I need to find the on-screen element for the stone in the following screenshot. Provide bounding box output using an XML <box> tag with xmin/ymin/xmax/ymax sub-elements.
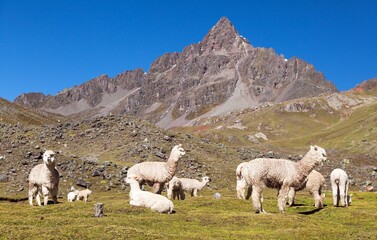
<box><xmin>94</xmin><ymin>203</ymin><xmax>105</xmax><ymax>217</ymax></box>
<box><xmin>213</xmin><ymin>192</ymin><xmax>222</xmax><ymax>199</ymax></box>
<box><xmin>76</xmin><ymin>179</ymin><xmax>91</xmax><ymax>188</ymax></box>
<box><xmin>0</xmin><ymin>174</ymin><xmax>9</xmax><ymax>182</ymax></box>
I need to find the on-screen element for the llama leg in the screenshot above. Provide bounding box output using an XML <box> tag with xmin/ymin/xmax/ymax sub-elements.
<box><xmin>251</xmin><ymin>186</ymin><xmax>264</xmax><ymax>213</ymax></box>
<box><xmin>287</xmin><ymin>188</ymin><xmax>296</xmax><ymax>206</ymax></box>
<box><xmin>28</xmin><ymin>185</ymin><xmax>38</xmax><ymax>206</ymax></box>
<box><xmin>278</xmin><ymin>186</ymin><xmax>289</xmax><ymax>213</ymax></box>
<box><xmin>245</xmin><ymin>185</ymin><xmax>252</xmax><ymax>200</ymax></box>
<box><xmin>332</xmin><ymin>183</ymin><xmax>339</xmax><ymax>207</ymax></box>
<box><xmin>339</xmin><ymin>183</ymin><xmax>346</xmax><ymax>207</ymax></box>
<box><xmin>167</xmin><ymin>188</ymin><xmax>173</xmax><ymax>200</ymax></box>
<box><xmin>309</xmin><ymin>188</ymin><xmax>323</xmax><ymax>209</ymax></box>
<box><xmin>50</xmin><ymin>186</ymin><xmax>58</xmax><ymax>204</ymax></box>
<box><xmin>180</xmin><ymin>190</ymin><xmax>186</xmax><ymax>200</ymax></box>
<box><xmin>236</xmin><ymin>179</ymin><xmax>246</xmax><ymax>199</ymax></box>
<box><xmin>41</xmin><ymin>186</ymin><xmax>49</xmax><ymax>206</ymax></box>
<box><xmin>193</xmin><ymin>189</ymin><xmax>198</xmax><ymax>197</ymax></box>
<box><xmin>345</xmin><ymin>182</ymin><xmax>350</xmax><ymax>207</ymax></box>
<box><xmin>152</xmin><ymin>183</ymin><xmax>163</xmax><ymax>194</ymax></box>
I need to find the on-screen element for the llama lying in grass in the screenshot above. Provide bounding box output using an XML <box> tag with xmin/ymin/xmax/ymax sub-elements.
<box><xmin>287</xmin><ymin>170</ymin><xmax>325</xmax><ymax>209</ymax></box>
<box><xmin>167</xmin><ymin>176</ymin><xmax>185</xmax><ymax>200</ymax></box>
<box><xmin>28</xmin><ymin>150</ymin><xmax>60</xmax><ymax>206</ymax></box>
<box><xmin>126</xmin><ymin>175</ymin><xmax>174</xmax><ymax>214</ymax></box>
<box><xmin>330</xmin><ymin>168</ymin><xmax>352</xmax><ymax>207</ymax></box>
<box><xmin>243</xmin><ymin>145</ymin><xmax>327</xmax><ymax>213</ymax></box>
<box><xmin>236</xmin><ymin>162</ymin><xmax>252</xmax><ymax>200</ymax></box>
<box><xmin>179</xmin><ymin>176</ymin><xmax>211</xmax><ymax>197</ymax></box>
<box><xmin>126</xmin><ymin>144</ymin><xmax>185</xmax><ymax>194</ymax></box>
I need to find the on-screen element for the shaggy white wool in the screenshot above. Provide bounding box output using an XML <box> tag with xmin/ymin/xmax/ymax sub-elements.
<box><xmin>179</xmin><ymin>176</ymin><xmax>211</xmax><ymax>197</ymax></box>
<box><xmin>287</xmin><ymin>170</ymin><xmax>325</xmax><ymax>209</ymax></box>
<box><xmin>126</xmin><ymin>175</ymin><xmax>174</xmax><ymax>214</ymax></box>
<box><xmin>126</xmin><ymin>144</ymin><xmax>185</xmax><ymax>194</ymax></box>
<box><xmin>244</xmin><ymin>145</ymin><xmax>327</xmax><ymax>213</ymax></box>
<box><xmin>28</xmin><ymin>150</ymin><xmax>60</xmax><ymax>206</ymax></box>
<box><xmin>330</xmin><ymin>168</ymin><xmax>352</xmax><ymax>207</ymax></box>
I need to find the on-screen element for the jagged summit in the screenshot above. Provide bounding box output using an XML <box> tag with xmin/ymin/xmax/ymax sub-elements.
<box><xmin>200</xmin><ymin>17</ymin><xmax>249</xmax><ymax>53</ymax></box>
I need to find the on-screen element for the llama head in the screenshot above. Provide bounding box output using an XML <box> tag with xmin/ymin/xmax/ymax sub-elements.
<box><xmin>170</xmin><ymin>144</ymin><xmax>185</xmax><ymax>161</ymax></box>
<box><xmin>43</xmin><ymin>150</ymin><xmax>56</xmax><ymax>166</ymax></box>
<box><xmin>202</xmin><ymin>176</ymin><xmax>211</xmax><ymax>184</ymax></box>
<box><xmin>125</xmin><ymin>174</ymin><xmax>139</xmax><ymax>185</ymax></box>
<box><xmin>315</xmin><ymin>193</ymin><xmax>325</xmax><ymax>209</ymax></box>
<box><xmin>309</xmin><ymin>145</ymin><xmax>327</xmax><ymax>163</ymax></box>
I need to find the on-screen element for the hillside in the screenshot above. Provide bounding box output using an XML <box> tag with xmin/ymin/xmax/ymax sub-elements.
<box><xmin>0</xmin><ymin>97</ymin><xmax>61</xmax><ymax>126</ymax></box>
<box><xmin>2</xmin><ymin>89</ymin><xmax>377</xmax><ymax>199</ymax></box>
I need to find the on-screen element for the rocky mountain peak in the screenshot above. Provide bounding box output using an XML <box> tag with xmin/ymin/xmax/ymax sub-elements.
<box><xmin>200</xmin><ymin>16</ymin><xmax>249</xmax><ymax>53</ymax></box>
<box><xmin>354</xmin><ymin>78</ymin><xmax>377</xmax><ymax>92</ymax></box>
<box><xmin>14</xmin><ymin>16</ymin><xmax>338</xmax><ymax>128</ymax></box>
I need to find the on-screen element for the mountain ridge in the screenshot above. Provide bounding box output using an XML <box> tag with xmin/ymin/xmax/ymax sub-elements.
<box><xmin>14</xmin><ymin>17</ymin><xmax>338</xmax><ymax>128</ymax></box>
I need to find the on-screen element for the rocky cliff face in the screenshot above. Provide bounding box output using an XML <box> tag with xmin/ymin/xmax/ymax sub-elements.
<box><xmin>14</xmin><ymin>17</ymin><xmax>337</xmax><ymax>128</ymax></box>
<box><xmin>354</xmin><ymin>78</ymin><xmax>377</xmax><ymax>91</ymax></box>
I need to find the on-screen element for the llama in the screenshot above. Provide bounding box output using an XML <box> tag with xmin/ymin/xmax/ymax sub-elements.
<box><xmin>126</xmin><ymin>175</ymin><xmax>174</xmax><ymax>214</ymax></box>
<box><xmin>287</xmin><ymin>170</ymin><xmax>325</xmax><ymax>208</ymax></box>
<box><xmin>126</xmin><ymin>144</ymin><xmax>185</xmax><ymax>194</ymax></box>
<box><xmin>179</xmin><ymin>176</ymin><xmax>211</xmax><ymax>197</ymax></box>
<box><xmin>236</xmin><ymin>162</ymin><xmax>252</xmax><ymax>200</ymax></box>
<box><xmin>28</xmin><ymin>150</ymin><xmax>60</xmax><ymax>206</ymax></box>
<box><xmin>243</xmin><ymin>145</ymin><xmax>327</xmax><ymax>213</ymax></box>
<box><xmin>330</xmin><ymin>168</ymin><xmax>352</xmax><ymax>207</ymax></box>
<box><xmin>77</xmin><ymin>189</ymin><xmax>92</xmax><ymax>202</ymax></box>
<box><xmin>167</xmin><ymin>176</ymin><xmax>185</xmax><ymax>200</ymax></box>
<box><xmin>67</xmin><ymin>190</ymin><xmax>79</xmax><ymax>202</ymax></box>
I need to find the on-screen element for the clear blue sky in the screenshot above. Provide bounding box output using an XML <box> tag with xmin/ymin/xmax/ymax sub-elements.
<box><xmin>1</xmin><ymin>0</ymin><xmax>376</xmax><ymax>101</ymax></box>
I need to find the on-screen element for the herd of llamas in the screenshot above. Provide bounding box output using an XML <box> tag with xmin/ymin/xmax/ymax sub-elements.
<box><xmin>28</xmin><ymin>144</ymin><xmax>353</xmax><ymax>214</ymax></box>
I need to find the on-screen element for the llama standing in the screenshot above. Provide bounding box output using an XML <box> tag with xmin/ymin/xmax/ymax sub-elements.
<box><xmin>167</xmin><ymin>176</ymin><xmax>185</xmax><ymax>200</ymax></box>
<box><xmin>28</xmin><ymin>150</ymin><xmax>60</xmax><ymax>206</ymax></box>
<box><xmin>287</xmin><ymin>170</ymin><xmax>325</xmax><ymax>209</ymax></box>
<box><xmin>126</xmin><ymin>144</ymin><xmax>185</xmax><ymax>194</ymax></box>
<box><xmin>330</xmin><ymin>168</ymin><xmax>351</xmax><ymax>207</ymax></box>
<box><xmin>179</xmin><ymin>176</ymin><xmax>211</xmax><ymax>197</ymax></box>
<box><xmin>243</xmin><ymin>145</ymin><xmax>327</xmax><ymax>213</ymax></box>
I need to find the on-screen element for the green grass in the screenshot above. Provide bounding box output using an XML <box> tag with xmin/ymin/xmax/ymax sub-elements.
<box><xmin>1</xmin><ymin>189</ymin><xmax>377</xmax><ymax>239</ymax></box>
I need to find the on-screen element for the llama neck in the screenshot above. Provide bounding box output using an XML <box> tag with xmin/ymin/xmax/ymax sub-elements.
<box><xmin>165</xmin><ymin>155</ymin><xmax>179</xmax><ymax>178</ymax></box>
<box><xmin>129</xmin><ymin>181</ymin><xmax>141</xmax><ymax>192</ymax></box>
<box><xmin>45</xmin><ymin>164</ymin><xmax>56</xmax><ymax>171</ymax></box>
<box><xmin>199</xmin><ymin>180</ymin><xmax>208</xmax><ymax>189</ymax></box>
<box><xmin>295</xmin><ymin>153</ymin><xmax>318</xmax><ymax>180</ymax></box>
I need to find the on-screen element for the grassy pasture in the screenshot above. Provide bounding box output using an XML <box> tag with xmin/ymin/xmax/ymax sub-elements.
<box><xmin>1</xmin><ymin>189</ymin><xmax>377</xmax><ymax>239</ymax></box>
